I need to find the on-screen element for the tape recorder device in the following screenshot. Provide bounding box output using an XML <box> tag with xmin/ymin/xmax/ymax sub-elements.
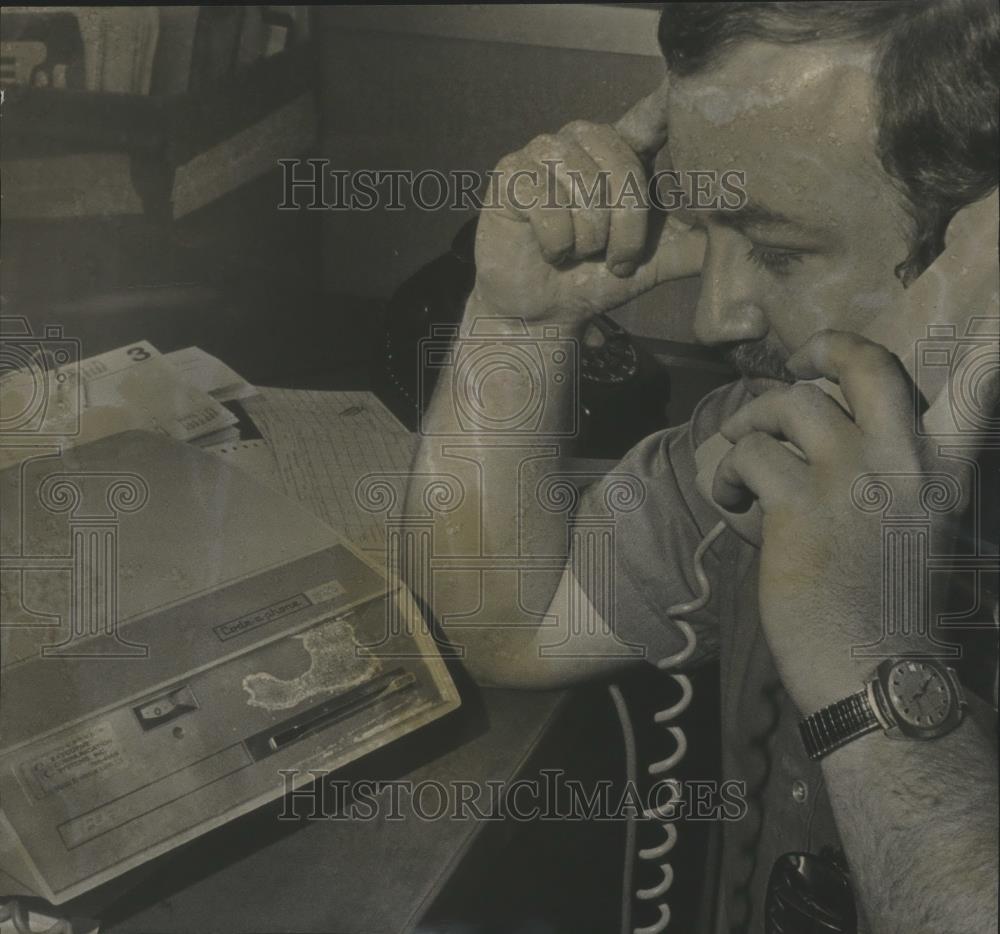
<box><xmin>0</xmin><ymin>430</ymin><xmax>459</xmax><ymax>904</ymax></box>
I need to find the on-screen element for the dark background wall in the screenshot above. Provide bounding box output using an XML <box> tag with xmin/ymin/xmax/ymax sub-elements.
<box><xmin>318</xmin><ymin>4</ymin><xmax>664</xmax><ymax>298</ymax></box>
<box><xmin>3</xmin><ymin>5</ymin><xmax>713</xmax><ymax>394</ymax></box>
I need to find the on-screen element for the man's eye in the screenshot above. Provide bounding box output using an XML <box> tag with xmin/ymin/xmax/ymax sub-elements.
<box><xmin>746</xmin><ymin>244</ymin><xmax>806</xmax><ymax>276</ymax></box>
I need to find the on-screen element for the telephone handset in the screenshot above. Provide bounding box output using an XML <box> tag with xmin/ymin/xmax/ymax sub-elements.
<box><xmin>694</xmin><ymin>190</ymin><xmax>1000</xmax><ymax>546</ymax></box>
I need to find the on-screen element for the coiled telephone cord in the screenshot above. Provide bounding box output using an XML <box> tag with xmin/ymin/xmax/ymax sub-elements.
<box><xmin>611</xmin><ymin>520</ymin><xmax>728</xmax><ymax>934</ymax></box>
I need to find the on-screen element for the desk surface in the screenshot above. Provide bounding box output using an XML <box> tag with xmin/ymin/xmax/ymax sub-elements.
<box><xmin>15</xmin><ymin>294</ymin><xmax>626</xmax><ymax>933</ymax></box>
<box><xmin>93</xmin><ymin>687</ymin><xmax>579</xmax><ymax>934</ymax></box>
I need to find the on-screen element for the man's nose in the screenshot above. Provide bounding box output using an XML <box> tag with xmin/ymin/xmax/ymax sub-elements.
<box><xmin>692</xmin><ymin>235</ymin><xmax>768</xmax><ymax>347</ymax></box>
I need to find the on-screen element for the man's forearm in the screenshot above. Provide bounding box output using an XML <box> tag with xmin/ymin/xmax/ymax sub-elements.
<box><xmin>822</xmin><ymin>701</ymin><xmax>998</xmax><ymax>934</ymax></box>
<box><xmin>402</xmin><ymin>92</ymin><xmax>702</xmax><ymax>686</ymax></box>
<box><xmin>406</xmin><ymin>290</ymin><xmax>587</xmax><ymax>681</ymax></box>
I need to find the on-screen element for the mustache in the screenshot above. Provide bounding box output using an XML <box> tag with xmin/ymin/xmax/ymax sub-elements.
<box><xmin>721</xmin><ymin>340</ymin><xmax>797</xmax><ymax>383</ymax></box>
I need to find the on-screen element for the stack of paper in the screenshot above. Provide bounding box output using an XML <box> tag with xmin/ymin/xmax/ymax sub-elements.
<box><xmin>2</xmin><ymin>339</ymin><xmax>421</xmax><ymax>555</ymax></box>
<box><xmin>242</xmin><ymin>388</ymin><xmax>417</xmax><ymax>552</ymax></box>
<box><xmin>0</xmin><ymin>341</ymin><xmax>255</xmax><ymax>469</ymax></box>
<box><xmin>201</xmin><ymin>438</ymin><xmax>284</xmax><ymax>496</ymax></box>
<box><xmin>163</xmin><ymin>346</ymin><xmax>256</xmax><ymax>404</ymax></box>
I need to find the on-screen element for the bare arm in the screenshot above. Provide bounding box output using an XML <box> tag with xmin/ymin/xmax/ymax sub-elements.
<box><xmin>823</xmin><ymin>694</ymin><xmax>998</xmax><ymax>934</ymax></box>
<box><xmin>406</xmin><ymin>79</ymin><xmax>706</xmax><ymax>687</ymax></box>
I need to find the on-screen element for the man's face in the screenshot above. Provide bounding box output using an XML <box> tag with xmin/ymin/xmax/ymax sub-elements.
<box><xmin>666</xmin><ymin>40</ymin><xmax>914</xmax><ymax>394</ymax></box>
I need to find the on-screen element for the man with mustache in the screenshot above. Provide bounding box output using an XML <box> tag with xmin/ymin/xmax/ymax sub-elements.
<box><xmin>410</xmin><ymin>3</ymin><xmax>998</xmax><ymax>931</ymax></box>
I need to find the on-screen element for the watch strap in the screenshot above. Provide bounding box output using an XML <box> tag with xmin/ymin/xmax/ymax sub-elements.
<box><xmin>798</xmin><ymin>690</ymin><xmax>881</xmax><ymax>761</ymax></box>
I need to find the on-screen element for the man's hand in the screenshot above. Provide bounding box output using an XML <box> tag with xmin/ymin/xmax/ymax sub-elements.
<box><xmin>711</xmin><ymin>190</ymin><xmax>1000</xmax><ymax>714</ymax></box>
<box><xmin>722</xmin><ymin>332</ymin><xmax>1000</xmax><ymax>934</ymax></box>
<box><xmin>712</xmin><ymin>329</ymin><xmax>998</xmax><ymax>713</ymax></box>
<box><xmin>472</xmin><ymin>78</ymin><xmax>706</xmax><ymax>326</ymax></box>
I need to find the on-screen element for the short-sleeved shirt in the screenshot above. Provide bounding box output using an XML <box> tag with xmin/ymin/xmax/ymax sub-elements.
<box><xmin>578</xmin><ymin>380</ymin><xmax>997</xmax><ymax>933</ymax></box>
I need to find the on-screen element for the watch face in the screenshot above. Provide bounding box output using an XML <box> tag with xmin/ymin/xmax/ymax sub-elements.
<box><xmin>886</xmin><ymin>661</ymin><xmax>953</xmax><ymax>729</ymax></box>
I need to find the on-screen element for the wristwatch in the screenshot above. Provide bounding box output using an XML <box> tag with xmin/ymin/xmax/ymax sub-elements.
<box><xmin>799</xmin><ymin>658</ymin><xmax>966</xmax><ymax>761</ymax></box>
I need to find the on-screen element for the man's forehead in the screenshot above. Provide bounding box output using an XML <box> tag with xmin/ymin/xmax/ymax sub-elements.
<box><xmin>665</xmin><ymin>39</ymin><xmax>896</xmax><ymax>231</ymax></box>
<box><xmin>667</xmin><ymin>40</ymin><xmax>878</xmax><ymax>143</ymax></box>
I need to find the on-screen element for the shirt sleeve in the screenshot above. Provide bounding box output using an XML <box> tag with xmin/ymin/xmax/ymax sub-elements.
<box><xmin>571</xmin><ymin>380</ymin><xmax>751</xmax><ymax>662</ymax></box>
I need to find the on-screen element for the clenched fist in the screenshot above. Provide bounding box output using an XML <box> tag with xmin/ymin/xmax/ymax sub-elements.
<box><xmin>472</xmin><ymin>78</ymin><xmax>707</xmax><ymax>327</ymax></box>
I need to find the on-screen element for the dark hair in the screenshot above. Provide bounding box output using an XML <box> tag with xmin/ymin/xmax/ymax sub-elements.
<box><xmin>658</xmin><ymin>1</ymin><xmax>999</xmax><ymax>280</ymax></box>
